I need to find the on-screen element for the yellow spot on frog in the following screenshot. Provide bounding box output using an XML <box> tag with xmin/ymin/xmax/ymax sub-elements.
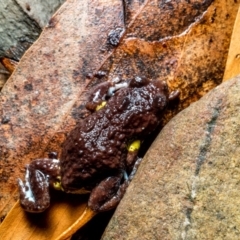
<box><xmin>128</xmin><ymin>140</ymin><xmax>141</xmax><ymax>152</ymax></box>
<box><xmin>53</xmin><ymin>177</ymin><xmax>64</xmax><ymax>191</ymax></box>
<box><xmin>96</xmin><ymin>101</ymin><xmax>107</xmax><ymax>111</ymax></box>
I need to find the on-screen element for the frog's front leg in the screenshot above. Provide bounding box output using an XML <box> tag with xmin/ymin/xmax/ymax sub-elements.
<box><xmin>18</xmin><ymin>158</ymin><xmax>60</xmax><ymax>212</ymax></box>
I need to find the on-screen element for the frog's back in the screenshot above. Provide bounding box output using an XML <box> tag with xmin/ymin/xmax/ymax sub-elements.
<box><xmin>60</xmin><ymin>80</ymin><xmax>168</xmax><ymax>191</ymax></box>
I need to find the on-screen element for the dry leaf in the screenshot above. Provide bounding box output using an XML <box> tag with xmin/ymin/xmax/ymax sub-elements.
<box><xmin>102</xmin><ymin>0</ymin><xmax>239</xmax><ymax>122</ymax></box>
<box><xmin>223</xmin><ymin>6</ymin><xmax>240</xmax><ymax>81</ymax></box>
<box><xmin>0</xmin><ymin>0</ymin><xmax>239</xmax><ymax>239</ymax></box>
<box><xmin>0</xmin><ymin>58</ymin><xmax>18</xmax><ymax>74</ymax></box>
<box><xmin>0</xmin><ymin>194</ymin><xmax>95</xmax><ymax>240</ymax></box>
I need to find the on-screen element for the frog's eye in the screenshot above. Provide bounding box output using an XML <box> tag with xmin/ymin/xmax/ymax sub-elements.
<box><xmin>129</xmin><ymin>76</ymin><xmax>149</xmax><ymax>88</ymax></box>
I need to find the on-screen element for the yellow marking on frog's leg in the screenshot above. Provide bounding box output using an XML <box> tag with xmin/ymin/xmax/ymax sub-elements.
<box><xmin>95</xmin><ymin>101</ymin><xmax>107</xmax><ymax>111</ymax></box>
<box><xmin>127</xmin><ymin>140</ymin><xmax>141</xmax><ymax>152</ymax></box>
<box><xmin>53</xmin><ymin>176</ymin><xmax>64</xmax><ymax>191</ymax></box>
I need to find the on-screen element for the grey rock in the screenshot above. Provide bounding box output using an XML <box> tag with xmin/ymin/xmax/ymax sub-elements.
<box><xmin>0</xmin><ymin>0</ymin><xmax>65</xmax><ymax>59</ymax></box>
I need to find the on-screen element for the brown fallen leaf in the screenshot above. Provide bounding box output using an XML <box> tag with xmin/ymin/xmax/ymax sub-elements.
<box><xmin>0</xmin><ymin>0</ymin><xmax>239</xmax><ymax>239</ymax></box>
<box><xmin>0</xmin><ymin>194</ymin><xmax>95</xmax><ymax>240</ymax></box>
<box><xmin>0</xmin><ymin>58</ymin><xmax>18</xmax><ymax>74</ymax></box>
<box><xmin>223</xmin><ymin>6</ymin><xmax>240</xmax><ymax>81</ymax></box>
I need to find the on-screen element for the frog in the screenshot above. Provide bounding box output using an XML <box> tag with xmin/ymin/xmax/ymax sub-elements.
<box><xmin>18</xmin><ymin>76</ymin><xmax>179</xmax><ymax>213</ymax></box>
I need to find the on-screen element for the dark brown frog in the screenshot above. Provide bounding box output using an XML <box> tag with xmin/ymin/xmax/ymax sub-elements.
<box><xmin>18</xmin><ymin>77</ymin><xmax>178</xmax><ymax>212</ymax></box>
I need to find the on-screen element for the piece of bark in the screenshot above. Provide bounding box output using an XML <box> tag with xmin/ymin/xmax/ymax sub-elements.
<box><xmin>102</xmin><ymin>75</ymin><xmax>240</xmax><ymax>240</ymax></box>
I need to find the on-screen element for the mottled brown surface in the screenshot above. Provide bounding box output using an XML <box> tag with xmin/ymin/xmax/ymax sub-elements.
<box><xmin>102</xmin><ymin>76</ymin><xmax>240</xmax><ymax>240</ymax></box>
<box><xmin>0</xmin><ymin>0</ymin><xmax>239</xmax><ymax>232</ymax></box>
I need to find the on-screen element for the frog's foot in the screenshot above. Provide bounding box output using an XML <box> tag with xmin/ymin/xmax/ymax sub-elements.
<box><xmin>88</xmin><ymin>175</ymin><xmax>129</xmax><ymax>212</ymax></box>
<box><xmin>18</xmin><ymin>158</ymin><xmax>61</xmax><ymax>212</ymax></box>
<box><xmin>18</xmin><ymin>165</ymin><xmax>50</xmax><ymax>212</ymax></box>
